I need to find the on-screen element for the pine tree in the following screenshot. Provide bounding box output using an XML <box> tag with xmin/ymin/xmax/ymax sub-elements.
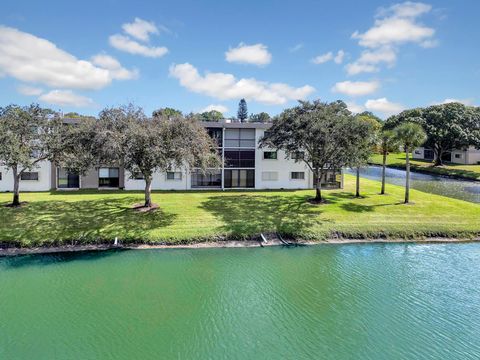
<box><xmin>237</xmin><ymin>99</ymin><xmax>248</xmax><ymax>122</ymax></box>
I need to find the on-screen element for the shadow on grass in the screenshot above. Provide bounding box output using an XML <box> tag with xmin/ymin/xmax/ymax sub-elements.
<box><xmin>0</xmin><ymin>197</ymin><xmax>176</xmax><ymax>246</ymax></box>
<box><xmin>200</xmin><ymin>193</ymin><xmax>333</xmax><ymax>237</ymax></box>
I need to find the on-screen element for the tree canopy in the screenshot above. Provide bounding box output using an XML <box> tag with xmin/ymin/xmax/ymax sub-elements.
<box><xmin>249</xmin><ymin>112</ymin><xmax>271</xmax><ymax>123</ymax></box>
<box><xmin>152</xmin><ymin>107</ymin><xmax>183</xmax><ymax>119</ymax></box>
<box><xmin>0</xmin><ymin>104</ymin><xmax>65</xmax><ymax>205</ymax></box>
<box><xmin>261</xmin><ymin>100</ymin><xmax>374</xmax><ymax>202</ymax></box>
<box><xmin>385</xmin><ymin>102</ymin><xmax>480</xmax><ymax>165</ymax></box>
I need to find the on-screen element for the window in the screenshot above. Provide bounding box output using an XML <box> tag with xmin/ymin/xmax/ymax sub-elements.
<box><xmin>166</xmin><ymin>171</ymin><xmax>182</xmax><ymax>180</ymax></box>
<box><xmin>424</xmin><ymin>149</ymin><xmax>434</xmax><ymax>160</ymax></box>
<box><xmin>132</xmin><ymin>172</ymin><xmax>144</xmax><ymax>180</ymax></box>
<box><xmin>224</xmin><ymin>128</ymin><xmax>256</xmax><ymax>147</ymax></box>
<box><xmin>455</xmin><ymin>154</ymin><xmax>462</xmax><ymax>159</ymax></box>
<box><xmin>263</xmin><ymin>151</ymin><xmax>277</xmax><ymax>160</ymax></box>
<box><xmin>58</xmin><ymin>168</ymin><xmax>79</xmax><ymax>188</ymax></box>
<box><xmin>291</xmin><ymin>172</ymin><xmax>305</xmax><ymax>180</ymax></box>
<box><xmin>224</xmin><ymin>169</ymin><xmax>255</xmax><ymax>188</ymax></box>
<box><xmin>262</xmin><ymin>171</ymin><xmax>278</xmax><ymax>181</ymax></box>
<box><xmin>224</xmin><ymin>149</ymin><xmax>255</xmax><ymax>168</ymax></box>
<box><xmin>99</xmin><ymin>167</ymin><xmax>119</xmax><ymax>188</ymax></box>
<box><xmin>21</xmin><ymin>172</ymin><xmax>39</xmax><ymax>181</ymax></box>
<box><xmin>191</xmin><ymin>170</ymin><xmax>222</xmax><ymax>188</ymax></box>
<box><xmin>414</xmin><ymin>150</ymin><xmax>421</xmax><ymax>155</ymax></box>
<box><xmin>292</xmin><ymin>151</ymin><xmax>305</xmax><ymax>160</ymax></box>
<box><xmin>0</xmin><ymin>172</ymin><xmax>2</xmax><ymax>181</ymax></box>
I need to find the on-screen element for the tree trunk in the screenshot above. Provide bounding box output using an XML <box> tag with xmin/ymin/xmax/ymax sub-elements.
<box><xmin>434</xmin><ymin>145</ymin><xmax>443</xmax><ymax>166</ymax></box>
<box><xmin>355</xmin><ymin>167</ymin><xmax>361</xmax><ymax>197</ymax></box>
<box><xmin>381</xmin><ymin>151</ymin><xmax>387</xmax><ymax>195</ymax></box>
<box><xmin>144</xmin><ymin>176</ymin><xmax>153</xmax><ymax>208</ymax></box>
<box><xmin>405</xmin><ymin>148</ymin><xmax>410</xmax><ymax>204</ymax></box>
<box><xmin>12</xmin><ymin>166</ymin><xmax>20</xmax><ymax>206</ymax></box>
<box><xmin>314</xmin><ymin>170</ymin><xmax>322</xmax><ymax>202</ymax></box>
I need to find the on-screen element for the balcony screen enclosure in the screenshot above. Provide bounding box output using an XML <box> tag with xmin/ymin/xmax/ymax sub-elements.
<box><xmin>191</xmin><ymin>170</ymin><xmax>222</xmax><ymax>188</ymax></box>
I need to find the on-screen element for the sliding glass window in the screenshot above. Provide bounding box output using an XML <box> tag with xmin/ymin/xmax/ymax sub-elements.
<box><xmin>99</xmin><ymin>167</ymin><xmax>119</xmax><ymax>188</ymax></box>
<box><xmin>224</xmin><ymin>169</ymin><xmax>255</xmax><ymax>188</ymax></box>
<box><xmin>191</xmin><ymin>170</ymin><xmax>222</xmax><ymax>188</ymax></box>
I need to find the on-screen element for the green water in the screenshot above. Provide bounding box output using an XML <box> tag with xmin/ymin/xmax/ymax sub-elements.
<box><xmin>1</xmin><ymin>244</ymin><xmax>480</xmax><ymax>359</ymax></box>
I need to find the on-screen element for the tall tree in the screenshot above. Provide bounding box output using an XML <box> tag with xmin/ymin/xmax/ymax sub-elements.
<box><xmin>385</xmin><ymin>103</ymin><xmax>480</xmax><ymax>166</ymax></box>
<box><xmin>249</xmin><ymin>112</ymin><xmax>271</xmax><ymax>123</ymax></box>
<box><xmin>351</xmin><ymin>113</ymin><xmax>382</xmax><ymax>197</ymax></box>
<box><xmin>237</xmin><ymin>99</ymin><xmax>248</xmax><ymax>122</ymax></box>
<box><xmin>199</xmin><ymin>110</ymin><xmax>223</xmax><ymax>122</ymax></box>
<box><xmin>96</xmin><ymin>105</ymin><xmax>220</xmax><ymax>208</ymax></box>
<box><xmin>378</xmin><ymin>129</ymin><xmax>400</xmax><ymax>195</ymax></box>
<box><xmin>152</xmin><ymin>107</ymin><xmax>183</xmax><ymax>120</ymax></box>
<box><xmin>0</xmin><ymin>104</ymin><xmax>65</xmax><ymax>206</ymax></box>
<box><xmin>261</xmin><ymin>100</ymin><xmax>372</xmax><ymax>203</ymax></box>
<box><xmin>394</xmin><ymin>122</ymin><xmax>427</xmax><ymax>204</ymax></box>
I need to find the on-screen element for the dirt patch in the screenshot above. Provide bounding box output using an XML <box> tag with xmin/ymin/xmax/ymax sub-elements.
<box><xmin>132</xmin><ymin>203</ymin><xmax>159</xmax><ymax>213</ymax></box>
<box><xmin>307</xmin><ymin>198</ymin><xmax>329</xmax><ymax>205</ymax></box>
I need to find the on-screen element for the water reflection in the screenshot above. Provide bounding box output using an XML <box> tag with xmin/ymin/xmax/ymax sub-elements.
<box><xmin>346</xmin><ymin>166</ymin><xmax>480</xmax><ymax>203</ymax></box>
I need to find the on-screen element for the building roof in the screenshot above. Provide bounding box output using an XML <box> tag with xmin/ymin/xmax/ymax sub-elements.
<box><xmin>199</xmin><ymin>120</ymin><xmax>272</xmax><ymax>129</ymax></box>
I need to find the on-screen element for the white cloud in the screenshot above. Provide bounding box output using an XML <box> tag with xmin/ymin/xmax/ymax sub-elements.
<box><xmin>109</xmin><ymin>34</ymin><xmax>168</xmax><ymax>58</ymax></box>
<box><xmin>377</xmin><ymin>2</ymin><xmax>432</xmax><ymax>18</ymax></box>
<box><xmin>345</xmin><ymin>62</ymin><xmax>378</xmax><ymax>76</ymax></box>
<box><xmin>352</xmin><ymin>17</ymin><xmax>435</xmax><ymax>48</ymax></box>
<box><xmin>334</xmin><ymin>50</ymin><xmax>345</xmax><ymax>64</ymax></box>
<box><xmin>331</xmin><ymin>80</ymin><xmax>380</xmax><ymax>97</ymax></box>
<box><xmin>122</xmin><ymin>18</ymin><xmax>159</xmax><ymax>42</ymax></box>
<box><xmin>312</xmin><ymin>52</ymin><xmax>333</xmax><ymax>64</ymax></box>
<box><xmin>0</xmin><ymin>26</ymin><xmax>136</xmax><ymax>90</ymax></box>
<box><xmin>365</xmin><ymin>97</ymin><xmax>404</xmax><ymax>116</ymax></box>
<box><xmin>200</xmin><ymin>104</ymin><xmax>229</xmax><ymax>114</ymax></box>
<box><xmin>433</xmin><ymin>98</ymin><xmax>474</xmax><ymax>106</ymax></box>
<box><xmin>312</xmin><ymin>50</ymin><xmax>345</xmax><ymax>65</ymax></box>
<box><xmin>91</xmin><ymin>54</ymin><xmax>139</xmax><ymax>80</ymax></box>
<box><xmin>347</xmin><ymin>2</ymin><xmax>436</xmax><ymax>75</ymax></box>
<box><xmin>39</xmin><ymin>90</ymin><xmax>94</xmax><ymax>107</ymax></box>
<box><xmin>346</xmin><ymin>47</ymin><xmax>396</xmax><ymax>75</ymax></box>
<box><xmin>346</xmin><ymin>101</ymin><xmax>365</xmax><ymax>114</ymax></box>
<box><xmin>289</xmin><ymin>43</ymin><xmax>304</xmax><ymax>52</ymax></box>
<box><xmin>169</xmin><ymin>63</ymin><xmax>315</xmax><ymax>105</ymax></box>
<box><xmin>225</xmin><ymin>43</ymin><xmax>272</xmax><ymax>66</ymax></box>
<box><xmin>17</xmin><ymin>84</ymin><xmax>43</xmax><ymax>96</ymax></box>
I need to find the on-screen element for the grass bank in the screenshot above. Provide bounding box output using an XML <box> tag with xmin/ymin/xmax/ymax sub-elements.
<box><xmin>1</xmin><ymin>175</ymin><xmax>479</xmax><ymax>248</ymax></box>
<box><xmin>370</xmin><ymin>152</ymin><xmax>480</xmax><ymax>181</ymax></box>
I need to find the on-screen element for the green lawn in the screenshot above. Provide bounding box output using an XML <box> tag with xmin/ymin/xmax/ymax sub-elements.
<box><xmin>1</xmin><ymin>174</ymin><xmax>479</xmax><ymax>247</ymax></box>
<box><xmin>370</xmin><ymin>152</ymin><xmax>480</xmax><ymax>180</ymax></box>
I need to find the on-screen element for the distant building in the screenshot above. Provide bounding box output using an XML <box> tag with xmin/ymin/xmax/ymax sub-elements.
<box><xmin>413</xmin><ymin>146</ymin><xmax>480</xmax><ymax>165</ymax></box>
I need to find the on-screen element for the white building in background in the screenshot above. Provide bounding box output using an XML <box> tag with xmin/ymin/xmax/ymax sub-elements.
<box><xmin>0</xmin><ymin>120</ymin><xmax>343</xmax><ymax>192</ymax></box>
<box><xmin>413</xmin><ymin>146</ymin><xmax>480</xmax><ymax>165</ymax></box>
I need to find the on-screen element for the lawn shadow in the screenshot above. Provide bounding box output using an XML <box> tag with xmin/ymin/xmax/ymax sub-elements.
<box><xmin>0</xmin><ymin>196</ymin><xmax>177</xmax><ymax>246</ymax></box>
<box><xmin>200</xmin><ymin>194</ymin><xmax>332</xmax><ymax>237</ymax></box>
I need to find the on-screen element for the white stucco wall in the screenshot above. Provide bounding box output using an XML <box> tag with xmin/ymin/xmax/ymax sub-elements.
<box><xmin>0</xmin><ymin>161</ymin><xmax>52</xmax><ymax>192</ymax></box>
<box><xmin>124</xmin><ymin>169</ymin><xmax>189</xmax><ymax>191</ymax></box>
<box><xmin>412</xmin><ymin>147</ymin><xmax>425</xmax><ymax>160</ymax></box>
<box><xmin>254</xmin><ymin>129</ymin><xmax>312</xmax><ymax>189</ymax></box>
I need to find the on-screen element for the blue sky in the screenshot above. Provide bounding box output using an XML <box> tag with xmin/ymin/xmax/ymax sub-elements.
<box><xmin>0</xmin><ymin>0</ymin><xmax>479</xmax><ymax>118</ymax></box>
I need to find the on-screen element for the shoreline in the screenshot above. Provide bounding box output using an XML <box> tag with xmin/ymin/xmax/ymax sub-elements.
<box><xmin>1</xmin><ymin>237</ymin><xmax>479</xmax><ymax>256</ymax></box>
<box><xmin>368</xmin><ymin>162</ymin><xmax>480</xmax><ymax>182</ymax></box>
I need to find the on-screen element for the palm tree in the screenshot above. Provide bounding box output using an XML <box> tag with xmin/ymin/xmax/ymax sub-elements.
<box><xmin>379</xmin><ymin>130</ymin><xmax>400</xmax><ymax>195</ymax></box>
<box><xmin>394</xmin><ymin>123</ymin><xmax>427</xmax><ymax>204</ymax></box>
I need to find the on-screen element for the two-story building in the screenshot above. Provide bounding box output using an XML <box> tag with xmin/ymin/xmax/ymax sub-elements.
<box><xmin>0</xmin><ymin>119</ymin><xmax>343</xmax><ymax>192</ymax></box>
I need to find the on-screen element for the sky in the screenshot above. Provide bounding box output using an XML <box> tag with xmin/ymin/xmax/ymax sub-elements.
<box><xmin>0</xmin><ymin>0</ymin><xmax>479</xmax><ymax>119</ymax></box>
